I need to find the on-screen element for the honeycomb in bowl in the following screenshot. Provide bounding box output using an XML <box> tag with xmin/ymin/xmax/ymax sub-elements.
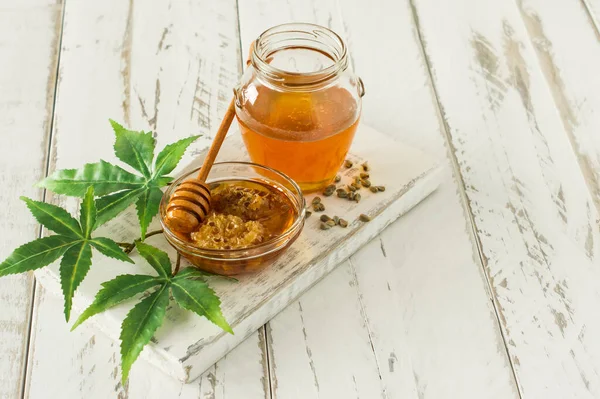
<box><xmin>191</xmin><ymin>214</ymin><xmax>266</xmax><ymax>249</ymax></box>
<box><xmin>188</xmin><ymin>179</ymin><xmax>296</xmax><ymax>250</ymax></box>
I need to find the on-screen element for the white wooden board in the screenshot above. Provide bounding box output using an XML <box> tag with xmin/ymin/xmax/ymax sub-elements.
<box><xmin>34</xmin><ymin>124</ymin><xmax>441</xmax><ymax>383</ymax></box>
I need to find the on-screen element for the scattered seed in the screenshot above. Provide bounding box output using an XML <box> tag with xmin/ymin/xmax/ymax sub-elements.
<box><xmin>360</xmin><ymin>172</ymin><xmax>370</xmax><ymax>179</ymax></box>
<box><xmin>348</xmin><ymin>184</ymin><xmax>357</xmax><ymax>192</ymax></box>
<box><xmin>333</xmin><ymin>216</ymin><xmax>340</xmax><ymax>225</ymax></box>
<box><xmin>354</xmin><ymin>176</ymin><xmax>361</xmax><ymax>184</ymax></box>
<box><xmin>377</xmin><ymin>186</ymin><xmax>386</xmax><ymax>192</ymax></box>
<box><xmin>337</xmin><ymin>189</ymin><xmax>348</xmax><ymax>198</ymax></box>
<box><xmin>352</xmin><ymin>183</ymin><xmax>361</xmax><ymax>190</ymax></box>
<box><xmin>361</xmin><ymin>179</ymin><xmax>371</xmax><ymax>188</ymax></box>
<box><xmin>312</xmin><ymin>196</ymin><xmax>321</xmax><ymax>205</ymax></box>
<box><xmin>354</xmin><ymin>193</ymin><xmax>362</xmax><ymax>202</ymax></box>
<box><xmin>305</xmin><ymin>210</ymin><xmax>312</xmax><ymax>218</ymax></box>
<box><xmin>320</xmin><ymin>222</ymin><xmax>331</xmax><ymax>230</ymax></box>
<box><xmin>320</xmin><ymin>214</ymin><xmax>331</xmax><ymax>222</ymax></box>
<box><xmin>334</xmin><ymin>175</ymin><xmax>341</xmax><ymax>183</ymax></box>
<box><xmin>339</xmin><ymin>219</ymin><xmax>348</xmax><ymax>228</ymax></box>
<box><xmin>344</xmin><ymin>159</ymin><xmax>353</xmax><ymax>168</ymax></box>
<box><xmin>323</xmin><ymin>184</ymin><xmax>336</xmax><ymax>197</ymax></box>
<box><xmin>359</xmin><ymin>213</ymin><xmax>371</xmax><ymax>222</ymax></box>
<box><xmin>325</xmin><ymin>220</ymin><xmax>336</xmax><ymax>227</ymax></box>
<box><xmin>348</xmin><ymin>192</ymin><xmax>356</xmax><ymax>201</ymax></box>
<box><xmin>313</xmin><ymin>202</ymin><xmax>325</xmax><ymax>212</ymax></box>
<box><xmin>362</xmin><ymin>162</ymin><xmax>370</xmax><ymax>172</ymax></box>
<box><xmin>370</xmin><ymin>186</ymin><xmax>379</xmax><ymax>193</ymax></box>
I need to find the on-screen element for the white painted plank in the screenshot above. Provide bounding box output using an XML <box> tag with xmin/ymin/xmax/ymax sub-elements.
<box><xmin>25</xmin><ymin>286</ymin><xmax>269</xmax><ymax>399</ymax></box>
<box><xmin>24</xmin><ymin>0</ymin><xmax>268</xmax><ymax>397</ymax></box>
<box><xmin>0</xmin><ymin>1</ymin><xmax>62</xmax><ymax>398</ymax></box>
<box><xmin>412</xmin><ymin>0</ymin><xmax>600</xmax><ymax>396</ymax></box>
<box><xmin>517</xmin><ymin>0</ymin><xmax>600</xmax><ymax>216</ymax></box>
<box><xmin>238</xmin><ymin>1</ymin><xmax>520</xmax><ymax>398</ymax></box>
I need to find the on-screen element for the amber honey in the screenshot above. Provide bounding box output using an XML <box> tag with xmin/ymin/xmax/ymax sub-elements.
<box><xmin>182</xmin><ymin>179</ymin><xmax>297</xmax><ymax>250</ymax></box>
<box><xmin>238</xmin><ymin>86</ymin><xmax>359</xmax><ymax>192</ymax></box>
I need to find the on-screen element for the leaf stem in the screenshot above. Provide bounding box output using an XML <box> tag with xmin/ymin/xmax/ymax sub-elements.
<box><xmin>118</xmin><ymin>229</ymin><xmax>164</xmax><ymax>254</ymax></box>
<box><xmin>145</xmin><ymin>229</ymin><xmax>164</xmax><ymax>239</ymax></box>
<box><xmin>174</xmin><ymin>253</ymin><xmax>181</xmax><ymax>275</ymax></box>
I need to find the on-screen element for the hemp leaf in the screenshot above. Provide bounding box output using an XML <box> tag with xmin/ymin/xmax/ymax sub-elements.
<box><xmin>72</xmin><ymin>242</ymin><xmax>232</xmax><ymax>383</ymax></box>
<box><xmin>39</xmin><ymin>120</ymin><xmax>200</xmax><ymax>239</ymax></box>
<box><xmin>0</xmin><ymin>187</ymin><xmax>133</xmax><ymax>321</ymax></box>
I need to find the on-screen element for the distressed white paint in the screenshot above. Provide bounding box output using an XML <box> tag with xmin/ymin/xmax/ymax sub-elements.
<box><xmin>0</xmin><ymin>1</ymin><xmax>62</xmax><ymax>398</ymax></box>
<box><xmin>25</xmin><ymin>287</ymin><xmax>270</xmax><ymax>399</ymax></box>
<box><xmin>23</xmin><ymin>0</ymin><xmax>269</xmax><ymax>397</ymax></box>
<box><xmin>412</xmin><ymin>0</ymin><xmax>600</xmax><ymax>396</ymax></box>
<box><xmin>237</xmin><ymin>0</ymin><xmax>520</xmax><ymax>398</ymax></box>
<box><xmin>5</xmin><ymin>0</ymin><xmax>600</xmax><ymax>397</ymax></box>
<box><xmin>35</xmin><ymin>126</ymin><xmax>442</xmax><ymax>382</ymax></box>
<box><xmin>517</xmin><ymin>0</ymin><xmax>600</xmax><ymax>217</ymax></box>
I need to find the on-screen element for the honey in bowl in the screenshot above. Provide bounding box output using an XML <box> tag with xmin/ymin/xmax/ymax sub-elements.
<box><xmin>161</xmin><ymin>162</ymin><xmax>305</xmax><ymax>276</ymax></box>
<box><xmin>184</xmin><ymin>180</ymin><xmax>297</xmax><ymax>250</ymax></box>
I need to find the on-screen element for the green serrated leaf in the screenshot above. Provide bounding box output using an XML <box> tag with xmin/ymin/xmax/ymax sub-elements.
<box><xmin>110</xmin><ymin>119</ymin><xmax>156</xmax><ymax>178</ymax></box>
<box><xmin>155</xmin><ymin>176</ymin><xmax>173</xmax><ymax>186</ymax></box>
<box><xmin>39</xmin><ymin>160</ymin><xmax>145</xmax><ymax>197</ymax></box>
<box><xmin>135</xmin><ymin>187</ymin><xmax>163</xmax><ymax>240</ymax></box>
<box><xmin>21</xmin><ymin>197</ymin><xmax>83</xmax><ymax>238</ymax></box>
<box><xmin>80</xmin><ymin>186</ymin><xmax>97</xmax><ymax>237</ymax></box>
<box><xmin>0</xmin><ymin>236</ymin><xmax>77</xmax><ymax>277</ymax></box>
<box><xmin>95</xmin><ymin>187</ymin><xmax>146</xmax><ymax>227</ymax></box>
<box><xmin>135</xmin><ymin>242</ymin><xmax>172</xmax><ymax>278</ymax></box>
<box><xmin>171</xmin><ymin>278</ymin><xmax>232</xmax><ymax>334</ymax></box>
<box><xmin>153</xmin><ymin>135</ymin><xmax>200</xmax><ymax>177</ymax></box>
<box><xmin>90</xmin><ymin>237</ymin><xmax>134</xmax><ymax>264</ymax></box>
<box><xmin>175</xmin><ymin>267</ymin><xmax>238</xmax><ymax>282</ymax></box>
<box><xmin>59</xmin><ymin>241</ymin><xmax>93</xmax><ymax>321</ymax></box>
<box><xmin>120</xmin><ymin>284</ymin><xmax>169</xmax><ymax>383</ymax></box>
<box><xmin>39</xmin><ymin>124</ymin><xmax>197</xmax><ymax>238</ymax></box>
<box><xmin>72</xmin><ymin>274</ymin><xmax>163</xmax><ymax>330</ymax></box>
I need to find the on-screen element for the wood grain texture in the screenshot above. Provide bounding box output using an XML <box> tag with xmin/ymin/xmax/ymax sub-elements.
<box><xmin>411</xmin><ymin>0</ymin><xmax>600</xmax><ymax>396</ymax></box>
<box><xmin>517</xmin><ymin>0</ymin><xmax>600</xmax><ymax>218</ymax></box>
<box><xmin>23</xmin><ymin>0</ymin><xmax>268</xmax><ymax>397</ymax></box>
<box><xmin>238</xmin><ymin>0</ymin><xmax>520</xmax><ymax>398</ymax></box>
<box><xmin>0</xmin><ymin>1</ymin><xmax>63</xmax><ymax>398</ymax></box>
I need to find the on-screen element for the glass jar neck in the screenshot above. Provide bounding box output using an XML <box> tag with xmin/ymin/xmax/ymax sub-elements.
<box><xmin>251</xmin><ymin>23</ymin><xmax>349</xmax><ymax>90</ymax></box>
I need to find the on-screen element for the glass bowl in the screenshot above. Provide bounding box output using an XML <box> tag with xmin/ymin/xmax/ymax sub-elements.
<box><xmin>159</xmin><ymin>162</ymin><xmax>306</xmax><ymax>276</ymax></box>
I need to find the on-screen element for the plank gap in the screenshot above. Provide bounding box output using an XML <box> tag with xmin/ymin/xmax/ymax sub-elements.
<box><xmin>347</xmin><ymin>258</ymin><xmax>389</xmax><ymax>399</ymax></box>
<box><xmin>20</xmin><ymin>1</ymin><xmax>68</xmax><ymax>398</ymax></box>
<box><xmin>407</xmin><ymin>0</ymin><xmax>524</xmax><ymax>398</ymax></box>
<box><xmin>581</xmin><ymin>0</ymin><xmax>600</xmax><ymax>39</ymax></box>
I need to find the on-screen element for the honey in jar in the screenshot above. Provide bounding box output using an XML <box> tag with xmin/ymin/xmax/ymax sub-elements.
<box><xmin>235</xmin><ymin>23</ymin><xmax>364</xmax><ymax>192</ymax></box>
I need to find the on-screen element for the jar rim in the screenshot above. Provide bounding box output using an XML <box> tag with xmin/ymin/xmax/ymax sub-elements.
<box><xmin>251</xmin><ymin>22</ymin><xmax>349</xmax><ymax>89</ymax></box>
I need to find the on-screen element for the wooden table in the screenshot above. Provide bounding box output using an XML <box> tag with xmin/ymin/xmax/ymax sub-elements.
<box><xmin>2</xmin><ymin>0</ymin><xmax>600</xmax><ymax>398</ymax></box>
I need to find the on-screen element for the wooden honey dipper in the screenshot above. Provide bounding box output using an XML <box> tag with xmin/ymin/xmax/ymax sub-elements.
<box><xmin>165</xmin><ymin>43</ymin><xmax>255</xmax><ymax>234</ymax></box>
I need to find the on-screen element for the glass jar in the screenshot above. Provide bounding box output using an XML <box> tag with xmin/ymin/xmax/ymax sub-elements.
<box><xmin>234</xmin><ymin>23</ymin><xmax>365</xmax><ymax>193</ymax></box>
